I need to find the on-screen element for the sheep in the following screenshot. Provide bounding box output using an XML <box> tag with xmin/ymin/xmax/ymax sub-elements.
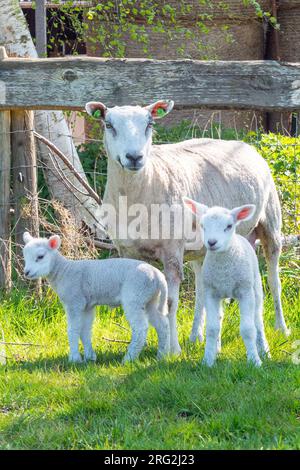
<box><xmin>85</xmin><ymin>99</ymin><xmax>289</xmax><ymax>356</ymax></box>
<box><xmin>22</xmin><ymin>232</ymin><xmax>170</xmax><ymax>363</ymax></box>
<box><xmin>184</xmin><ymin>198</ymin><xmax>270</xmax><ymax>367</ymax></box>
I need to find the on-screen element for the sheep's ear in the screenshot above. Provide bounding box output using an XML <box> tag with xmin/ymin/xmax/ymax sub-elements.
<box><xmin>85</xmin><ymin>101</ymin><xmax>107</xmax><ymax>120</ymax></box>
<box><xmin>23</xmin><ymin>232</ymin><xmax>33</xmax><ymax>244</ymax></box>
<box><xmin>183</xmin><ymin>197</ymin><xmax>208</xmax><ymax>217</ymax></box>
<box><xmin>48</xmin><ymin>235</ymin><xmax>61</xmax><ymax>251</ymax></box>
<box><xmin>145</xmin><ymin>100</ymin><xmax>174</xmax><ymax>119</ymax></box>
<box><xmin>231</xmin><ymin>204</ymin><xmax>256</xmax><ymax>224</ymax></box>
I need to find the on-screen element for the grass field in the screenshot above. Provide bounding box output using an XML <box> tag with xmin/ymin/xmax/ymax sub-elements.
<box><xmin>1</xmin><ymin>125</ymin><xmax>299</xmax><ymax>449</ymax></box>
<box><xmin>0</xmin><ymin>269</ymin><xmax>299</xmax><ymax>450</ymax></box>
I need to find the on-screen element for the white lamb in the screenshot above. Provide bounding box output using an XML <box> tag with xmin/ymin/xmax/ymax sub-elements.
<box><xmin>184</xmin><ymin>198</ymin><xmax>270</xmax><ymax>367</ymax></box>
<box><xmin>22</xmin><ymin>232</ymin><xmax>170</xmax><ymax>363</ymax></box>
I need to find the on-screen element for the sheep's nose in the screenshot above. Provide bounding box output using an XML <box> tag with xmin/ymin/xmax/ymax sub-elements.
<box><xmin>24</xmin><ymin>269</ymin><xmax>30</xmax><ymax>276</ymax></box>
<box><xmin>208</xmin><ymin>239</ymin><xmax>217</xmax><ymax>247</ymax></box>
<box><xmin>126</xmin><ymin>153</ymin><xmax>143</xmax><ymax>164</ymax></box>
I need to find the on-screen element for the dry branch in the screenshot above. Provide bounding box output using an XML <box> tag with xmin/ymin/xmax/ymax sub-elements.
<box><xmin>33</xmin><ymin>131</ymin><xmax>102</xmax><ymax>205</ymax></box>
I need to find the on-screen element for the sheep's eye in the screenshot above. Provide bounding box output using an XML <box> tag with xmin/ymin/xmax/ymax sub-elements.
<box><xmin>146</xmin><ymin>121</ymin><xmax>153</xmax><ymax>132</ymax></box>
<box><xmin>225</xmin><ymin>224</ymin><xmax>233</xmax><ymax>231</ymax></box>
<box><xmin>105</xmin><ymin>122</ymin><xmax>114</xmax><ymax>130</ymax></box>
<box><xmin>37</xmin><ymin>254</ymin><xmax>44</xmax><ymax>261</ymax></box>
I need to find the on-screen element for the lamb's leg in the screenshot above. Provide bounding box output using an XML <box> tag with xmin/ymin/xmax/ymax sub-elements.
<box><xmin>66</xmin><ymin>305</ymin><xmax>83</xmax><ymax>363</ymax></box>
<box><xmin>202</xmin><ymin>291</ymin><xmax>222</xmax><ymax>367</ymax></box>
<box><xmin>147</xmin><ymin>300</ymin><xmax>170</xmax><ymax>359</ymax></box>
<box><xmin>81</xmin><ymin>307</ymin><xmax>96</xmax><ymax>361</ymax></box>
<box><xmin>254</xmin><ymin>280</ymin><xmax>271</xmax><ymax>358</ymax></box>
<box><xmin>189</xmin><ymin>260</ymin><xmax>205</xmax><ymax>343</ymax></box>
<box><xmin>122</xmin><ymin>303</ymin><xmax>149</xmax><ymax>363</ymax></box>
<box><xmin>238</xmin><ymin>290</ymin><xmax>262</xmax><ymax>367</ymax></box>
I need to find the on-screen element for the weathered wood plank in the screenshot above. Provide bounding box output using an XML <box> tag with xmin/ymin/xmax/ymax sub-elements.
<box><xmin>11</xmin><ymin>110</ymin><xmax>39</xmax><ymax>261</ymax></box>
<box><xmin>1</xmin><ymin>57</ymin><xmax>300</xmax><ymax>111</ymax></box>
<box><xmin>0</xmin><ymin>110</ymin><xmax>11</xmax><ymax>291</ymax></box>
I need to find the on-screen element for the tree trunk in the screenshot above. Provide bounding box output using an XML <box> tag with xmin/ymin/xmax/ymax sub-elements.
<box><xmin>0</xmin><ymin>0</ymin><xmax>103</xmax><ymax>237</ymax></box>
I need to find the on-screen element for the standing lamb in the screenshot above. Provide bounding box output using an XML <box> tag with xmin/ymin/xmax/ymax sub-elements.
<box><xmin>184</xmin><ymin>198</ymin><xmax>270</xmax><ymax>367</ymax></box>
<box><xmin>22</xmin><ymin>232</ymin><xmax>170</xmax><ymax>363</ymax></box>
<box><xmin>85</xmin><ymin>99</ymin><xmax>289</xmax><ymax>355</ymax></box>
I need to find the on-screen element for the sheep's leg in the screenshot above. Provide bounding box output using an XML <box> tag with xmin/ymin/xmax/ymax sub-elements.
<box><xmin>189</xmin><ymin>260</ymin><xmax>205</xmax><ymax>343</ymax></box>
<box><xmin>81</xmin><ymin>307</ymin><xmax>96</xmax><ymax>361</ymax></box>
<box><xmin>123</xmin><ymin>303</ymin><xmax>149</xmax><ymax>363</ymax></box>
<box><xmin>147</xmin><ymin>300</ymin><xmax>170</xmax><ymax>359</ymax></box>
<box><xmin>256</xmin><ymin>217</ymin><xmax>289</xmax><ymax>336</ymax></box>
<box><xmin>165</xmin><ymin>274</ymin><xmax>182</xmax><ymax>355</ymax></box>
<box><xmin>162</xmin><ymin>250</ymin><xmax>183</xmax><ymax>356</ymax></box>
<box><xmin>254</xmin><ymin>280</ymin><xmax>271</xmax><ymax>358</ymax></box>
<box><xmin>66</xmin><ymin>305</ymin><xmax>83</xmax><ymax>363</ymax></box>
<box><xmin>202</xmin><ymin>291</ymin><xmax>222</xmax><ymax>367</ymax></box>
<box><xmin>238</xmin><ymin>290</ymin><xmax>262</xmax><ymax>367</ymax></box>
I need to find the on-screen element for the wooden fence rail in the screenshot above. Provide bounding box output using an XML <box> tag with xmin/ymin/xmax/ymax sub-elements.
<box><xmin>1</xmin><ymin>56</ymin><xmax>300</xmax><ymax>111</ymax></box>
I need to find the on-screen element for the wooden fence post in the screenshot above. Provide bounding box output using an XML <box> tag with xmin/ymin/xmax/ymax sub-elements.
<box><xmin>0</xmin><ymin>47</ymin><xmax>11</xmax><ymax>291</ymax></box>
<box><xmin>11</xmin><ymin>110</ymin><xmax>39</xmax><ymax>263</ymax></box>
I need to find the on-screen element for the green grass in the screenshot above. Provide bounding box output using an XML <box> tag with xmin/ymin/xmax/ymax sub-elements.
<box><xmin>0</xmin><ymin>272</ymin><xmax>299</xmax><ymax>450</ymax></box>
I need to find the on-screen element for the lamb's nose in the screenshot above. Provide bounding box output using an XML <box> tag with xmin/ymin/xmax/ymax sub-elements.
<box><xmin>24</xmin><ymin>269</ymin><xmax>30</xmax><ymax>277</ymax></box>
<box><xmin>126</xmin><ymin>153</ymin><xmax>143</xmax><ymax>164</ymax></box>
<box><xmin>208</xmin><ymin>239</ymin><xmax>217</xmax><ymax>247</ymax></box>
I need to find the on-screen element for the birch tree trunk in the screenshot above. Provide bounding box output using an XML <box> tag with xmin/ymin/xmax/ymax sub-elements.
<box><xmin>0</xmin><ymin>0</ymin><xmax>104</xmax><ymax>237</ymax></box>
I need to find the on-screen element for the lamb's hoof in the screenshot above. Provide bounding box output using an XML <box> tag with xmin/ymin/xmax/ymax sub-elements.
<box><xmin>69</xmin><ymin>353</ymin><xmax>83</xmax><ymax>363</ymax></box>
<box><xmin>202</xmin><ymin>356</ymin><xmax>215</xmax><ymax>368</ymax></box>
<box><xmin>189</xmin><ymin>332</ymin><xmax>204</xmax><ymax>344</ymax></box>
<box><xmin>248</xmin><ymin>357</ymin><xmax>262</xmax><ymax>367</ymax></box>
<box><xmin>275</xmin><ymin>324</ymin><xmax>291</xmax><ymax>337</ymax></box>
<box><xmin>122</xmin><ymin>354</ymin><xmax>135</xmax><ymax>364</ymax></box>
<box><xmin>170</xmin><ymin>344</ymin><xmax>182</xmax><ymax>356</ymax></box>
<box><xmin>84</xmin><ymin>351</ymin><xmax>97</xmax><ymax>362</ymax></box>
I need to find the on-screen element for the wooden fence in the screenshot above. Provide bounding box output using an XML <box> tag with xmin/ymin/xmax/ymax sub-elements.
<box><xmin>1</xmin><ymin>47</ymin><xmax>300</xmax><ymax>289</ymax></box>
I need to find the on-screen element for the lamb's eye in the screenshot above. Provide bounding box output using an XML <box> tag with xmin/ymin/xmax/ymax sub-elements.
<box><xmin>225</xmin><ymin>224</ymin><xmax>233</xmax><ymax>231</ymax></box>
<box><xmin>105</xmin><ymin>122</ymin><xmax>113</xmax><ymax>130</ymax></box>
<box><xmin>37</xmin><ymin>254</ymin><xmax>44</xmax><ymax>261</ymax></box>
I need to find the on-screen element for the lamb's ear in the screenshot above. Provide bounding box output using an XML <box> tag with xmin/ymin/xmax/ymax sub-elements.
<box><xmin>231</xmin><ymin>204</ymin><xmax>256</xmax><ymax>225</ymax></box>
<box><xmin>183</xmin><ymin>197</ymin><xmax>208</xmax><ymax>218</ymax></box>
<box><xmin>145</xmin><ymin>100</ymin><xmax>174</xmax><ymax>119</ymax></box>
<box><xmin>85</xmin><ymin>101</ymin><xmax>107</xmax><ymax>120</ymax></box>
<box><xmin>48</xmin><ymin>235</ymin><xmax>61</xmax><ymax>251</ymax></box>
<box><xmin>23</xmin><ymin>232</ymin><xmax>33</xmax><ymax>245</ymax></box>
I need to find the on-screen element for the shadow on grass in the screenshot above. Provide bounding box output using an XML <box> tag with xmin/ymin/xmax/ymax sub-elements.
<box><xmin>1</xmin><ymin>342</ymin><xmax>299</xmax><ymax>450</ymax></box>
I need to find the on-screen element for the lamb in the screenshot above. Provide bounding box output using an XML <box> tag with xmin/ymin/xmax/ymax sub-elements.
<box><xmin>22</xmin><ymin>232</ymin><xmax>170</xmax><ymax>363</ymax></box>
<box><xmin>184</xmin><ymin>198</ymin><xmax>270</xmax><ymax>367</ymax></box>
<box><xmin>85</xmin><ymin>99</ymin><xmax>289</xmax><ymax>356</ymax></box>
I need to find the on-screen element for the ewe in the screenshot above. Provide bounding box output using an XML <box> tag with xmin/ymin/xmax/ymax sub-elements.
<box><xmin>85</xmin><ymin>99</ymin><xmax>289</xmax><ymax>356</ymax></box>
<box><xmin>184</xmin><ymin>198</ymin><xmax>270</xmax><ymax>367</ymax></box>
<box><xmin>22</xmin><ymin>232</ymin><xmax>170</xmax><ymax>363</ymax></box>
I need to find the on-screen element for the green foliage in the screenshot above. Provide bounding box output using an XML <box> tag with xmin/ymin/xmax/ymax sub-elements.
<box><xmin>246</xmin><ymin>133</ymin><xmax>300</xmax><ymax>234</ymax></box>
<box><xmin>43</xmin><ymin>1</ymin><xmax>276</xmax><ymax>59</ymax></box>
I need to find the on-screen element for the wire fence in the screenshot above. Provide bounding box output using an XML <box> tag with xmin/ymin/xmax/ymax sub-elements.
<box><xmin>0</xmin><ymin>113</ymin><xmax>299</xmax><ymax>295</ymax></box>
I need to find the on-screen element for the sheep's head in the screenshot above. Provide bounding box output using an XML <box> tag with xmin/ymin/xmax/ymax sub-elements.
<box><xmin>85</xmin><ymin>100</ymin><xmax>174</xmax><ymax>172</ymax></box>
<box><xmin>183</xmin><ymin>198</ymin><xmax>256</xmax><ymax>253</ymax></box>
<box><xmin>22</xmin><ymin>232</ymin><xmax>61</xmax><ymax>279</ymax></box>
